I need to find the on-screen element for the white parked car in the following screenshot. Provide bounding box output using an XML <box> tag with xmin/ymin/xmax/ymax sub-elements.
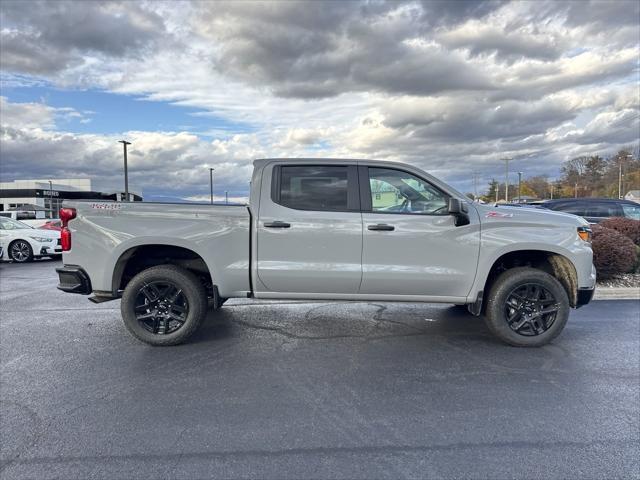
<box><xmin>0</xmin><ymin>217</ymin><xmax>62</xmax><ymax>262</ymax></box>
<box><xmin>0</xmin><ymin>211</ymin><xmax>49</xmax><ymax>228</ymax></box>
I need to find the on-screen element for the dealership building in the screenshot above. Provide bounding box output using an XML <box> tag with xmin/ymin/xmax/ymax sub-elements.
<box><xmin>0</xmin><ymin>179</ymin><xmax>142</xmax><ymax>218</ymax></box>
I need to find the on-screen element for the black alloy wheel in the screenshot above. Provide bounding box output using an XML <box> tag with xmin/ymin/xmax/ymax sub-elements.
<box><xmin>504</xmin><ymin>283</ymin><xmax>560</xmax><ymax>336</ymax></box>
<box><xmin>121</xmin><ymin>265</ymin><xmax>208</xmax><ymax>346</ymax></box>
<box><xmin>134</xmin><ymin>281</ymin><xmax>189</xmax><ymax>335</ymax></box>
<box><xmin>484</xmin><ymin>267</ymin><xmax>570</xmax><ymax>347</ymax></box>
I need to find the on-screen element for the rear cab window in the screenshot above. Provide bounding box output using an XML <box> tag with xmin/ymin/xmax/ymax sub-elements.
<box><xmin>271</xmin><ymin>164</ymin><xmax>359</xmax><ymax>212</ymax></box>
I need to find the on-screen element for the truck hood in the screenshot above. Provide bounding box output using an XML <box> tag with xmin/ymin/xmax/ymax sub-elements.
<box><xmin>473</xmin><ymin>203</ymin><xmax>588</xmax><ymax>228</ymax></box>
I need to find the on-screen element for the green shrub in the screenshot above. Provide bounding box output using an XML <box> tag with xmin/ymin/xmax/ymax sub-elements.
<box><xmin>600</xmin><ymin>217</ymin><xmax>640</xmax><ymax>245</ymax></box>
<box><xmin>591</xmin><ymin>225</ymin><xmax>636</xmax><ymax>278</ymax></box>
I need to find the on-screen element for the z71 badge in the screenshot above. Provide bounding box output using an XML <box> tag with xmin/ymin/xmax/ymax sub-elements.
<box><xmin>485</xmin><ymin>211</ymin><xmax>514</xmax><ymax>218</ymax></box>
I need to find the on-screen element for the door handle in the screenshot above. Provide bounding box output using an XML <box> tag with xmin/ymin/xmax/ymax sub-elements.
<box><xmin>264</xmin><ymin>221</ymin><xmax>291</xmax><ymax>228</ymax></box>
<box><xmin>367</xmin><ymin>224</ymin><xmax>395</xmax><ymax>231</ymax></box>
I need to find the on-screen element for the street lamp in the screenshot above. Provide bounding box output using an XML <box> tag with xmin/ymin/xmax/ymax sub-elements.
<box><xmin>118</xmin><ymin>140</ymin><xmax>131</xmax><ymax>201</ymax></box>
<box><xmin>517</xmin><ymin>172</ymin><xmax>523</xmax><ymax>203</ymax></box>
<box><xmin>502</xmin><ymin>158</ymin><xmax>511</xmax><ymax>202</ymax></box>
<box><xmin>48</xmin><ymin>180</ymin><xmax>53</xmax><ymax>218</ymax></box>
<box><xmin>620</xmin><ymin>154</ymin><xmax>633</xmax><ymax>199</ymax></box>
<box><xmin>209</xmin><ymin>168</ymin><xmax>215</xmax><ymax>205</ymax></box>
<box><xmin>225</xmin><ymin>191</ymin><xmax>228</xmax><ymax>205</ymax></box>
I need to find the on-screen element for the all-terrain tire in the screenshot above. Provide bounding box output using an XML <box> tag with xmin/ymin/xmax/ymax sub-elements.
<box><xmin>484</xmin><ymin>267</ymin><xmax>570</xmax><ymax>347</ymax></box>
<box><xmin>121</xmin><ymin>265</ymin><xmax>208</xmax><ymax>346</ymax></box>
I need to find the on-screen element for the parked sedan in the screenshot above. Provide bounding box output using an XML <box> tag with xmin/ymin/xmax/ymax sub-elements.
<box><xmin>541</xmin><ymin>198</ymin><xmax>640</xmax><ymax>223</ymax></box>
<box><xmin>0</xmin><ymin>217</ymin><xmax>62</xmax><ymax>262</ymax></box>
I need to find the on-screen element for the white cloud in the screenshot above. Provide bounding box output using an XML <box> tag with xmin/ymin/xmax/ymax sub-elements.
<box><xmin>0</xmin><ymin>0</ymin><xmax>638</xmax><ymax>196</ymax></box>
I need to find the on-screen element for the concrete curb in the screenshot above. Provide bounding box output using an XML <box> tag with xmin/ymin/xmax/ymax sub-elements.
<box><xmin>593</xmin><ymin>287</ymin><xmax>640</xmax><ymax>300</ymax></box>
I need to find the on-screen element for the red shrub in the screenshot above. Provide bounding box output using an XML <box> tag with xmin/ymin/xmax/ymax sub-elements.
<box><xmin>591</xmin><ymin>225</ymin><xmax>637</xmax><ymax>278</ymax></box>
<box><xmin>599</xmin><ymin>217</ymin><xmax>640</xmax><ymax>245</ymax></box>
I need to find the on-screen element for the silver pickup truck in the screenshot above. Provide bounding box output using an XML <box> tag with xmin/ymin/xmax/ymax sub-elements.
<box><xmin>56</xmin><ymin>158</ymin><xmax>596</xmax><ymax>347</ymax></box>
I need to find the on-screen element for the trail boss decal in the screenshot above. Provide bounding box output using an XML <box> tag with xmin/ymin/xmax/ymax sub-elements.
<box><xmin>90</xmin><ymin>203</ymin><xmax>123</xmax><ymax>210</ymax></box>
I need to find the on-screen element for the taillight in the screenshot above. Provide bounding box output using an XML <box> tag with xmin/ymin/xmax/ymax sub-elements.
<box><xmin>59</xmin><ymin>208</ymin><xmax>76</xmax><ymax>227</ymax></box>
<box><xmin>59</xmin><ymin>208</ymin><xmax>76</xmax><ymax>252</ymax></box>
<box><xmin>61</xmin><ymin>228</ymin><xmax>71</xmax><ymax>251</ymax></box>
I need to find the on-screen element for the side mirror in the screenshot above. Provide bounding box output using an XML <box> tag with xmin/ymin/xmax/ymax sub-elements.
<box><xmin>448</xmin><ymin>198</ymin><xmax>470</xmax><ymax>227</ymax></box>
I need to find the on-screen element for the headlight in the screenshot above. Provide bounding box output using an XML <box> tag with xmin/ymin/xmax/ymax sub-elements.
<box><xmin>577</xmin><ymin>226</ymin><xmax>592</xmax><ymax>243</ymax></box>
<box><xmin>29</xmin><ymin>236</ymin><xmax>53</xmax><ymax>242</ymax></box>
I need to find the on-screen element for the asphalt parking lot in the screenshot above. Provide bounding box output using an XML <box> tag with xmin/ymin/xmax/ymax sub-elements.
<box><xmin>1</xmin><ymin>259</ymin><xmax>639</xmax><ymax>479</ymax></box>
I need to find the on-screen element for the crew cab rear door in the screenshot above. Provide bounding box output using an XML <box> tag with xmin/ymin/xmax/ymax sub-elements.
<box><xmin>359</xmin><ymin>165</ymin><xmax>480</xmax><ymax>298</ymax></box>
<box><xmin>256</xmin><ymin>163</ymin><xmax>363</xmax><ymax>294</ymax></box>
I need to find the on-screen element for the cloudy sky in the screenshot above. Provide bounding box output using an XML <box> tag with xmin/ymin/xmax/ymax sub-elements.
<box><xmin>1</xmin><ymin>0</ymin><xmax>638</xmax><ymax>201</ymax></box>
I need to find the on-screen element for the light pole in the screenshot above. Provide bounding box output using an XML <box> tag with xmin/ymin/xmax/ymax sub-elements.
<box><xmin>225</xmin><ymin>191</ymin><xmax>228</xmax><ymax>205</ymax></box>
<box><xmin>209</xmin><ymin>168</ymin><xmax>215</xmax><ymax>205</ymax></box>
<box><xmin>502</xmin><ymin>158</ymin><xmax>511</xmax><ymax>202</ymax></box>
<box><xmin>620</xmin><ymin>154</ymin><xmax>633</xmax><ymax>199</ymax></box>
<box><xmin>118</xmin><ymin>140</ymin><xmax>131</xmax><ymax>201</ymax></box>
<box><xmin>517</xmin><ymin>172</ymin><xmax>522</xmax><ymax>203</ymax></box>
<box><xmin>48</xmin><ymin>180</ymin><xmax>53</xmax><ymax>218</ymax></box>
<box><xmin>472</xmin><ymin>172</ymin><xmax>479</xmax><ymax>201</ymax></box>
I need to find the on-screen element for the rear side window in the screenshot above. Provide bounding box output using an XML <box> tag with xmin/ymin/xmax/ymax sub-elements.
<box><xmin>586</xmin><ymin>203</ymin><xmax>621</xmax><ymax>218</ymax></box>
<box><xmin>275</xmin><ymin>165</ymin><xmax>353</xmax><ymax>211</ymax></box>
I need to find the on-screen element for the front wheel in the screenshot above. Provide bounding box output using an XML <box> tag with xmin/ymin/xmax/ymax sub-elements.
<box><xmin>121</xmin><ymin>265</ymin><xmax>208</xmax><ymax>346</ymax></box>
<box><xmin>9</xmin><ymin>240</ymin><xmax>33</xmax><ymax>263</ymax></box>
<box><xmin>484</xmin><ymin>267</ymin><xmax>570</xmax><ymax>347</ymax></box>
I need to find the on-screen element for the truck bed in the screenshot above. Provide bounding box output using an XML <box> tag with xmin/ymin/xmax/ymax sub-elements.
<box><xmin>63</xmin><ymin>201</ymin><xmax>251</xmax><ymax>297</ymax></box>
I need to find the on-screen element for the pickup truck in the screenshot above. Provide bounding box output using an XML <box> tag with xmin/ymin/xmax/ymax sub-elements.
<box><xmin>56</xmin><ymin>158</ymin><xmax>596</xmax><ymax>347</ymax></box>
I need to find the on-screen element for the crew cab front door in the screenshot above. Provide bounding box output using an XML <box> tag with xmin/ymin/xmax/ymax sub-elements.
<box><xmin>256</xmin><ymin>163</ymin><xmax>363</xmax><ymax>294</ymax></box>
<box><xmin>359</xmin><ymin>165</ymin><xmax>480</xmax><ymax>299</ymax></box>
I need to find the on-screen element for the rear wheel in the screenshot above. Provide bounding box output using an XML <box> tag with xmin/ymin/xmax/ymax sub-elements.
<box><xmin>121</xmin><ymin>265</ymin><xmax>208</xmax><ymax>346</ymax></box>
<box><xmin>484</xmin><ymin>267</ymin><xmax>570</xmax><ymax>347</ymax></box>
<box><xmin>9</xmin><ymin>240</ymin><xmax>33</xmax><ymax>263</ymax></box>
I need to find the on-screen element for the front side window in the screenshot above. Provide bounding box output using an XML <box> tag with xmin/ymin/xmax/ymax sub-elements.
<box><xmin>622</xmin><ymin>203</ymin><xmax>640</xmax><ymax>220</ymax></box>
<box><xmin>368</xmin><ymin>167</ymin><xmax>448</xmax><ymax>215</ymax></box>
<box><xmin>278</xmin><ymin>165</ymin><xmax>349</xmax><ymax>211</ymax></box>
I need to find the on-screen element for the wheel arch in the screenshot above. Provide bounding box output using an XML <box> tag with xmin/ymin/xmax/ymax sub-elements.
<box><xmin>479</xmin><ymin>249</ymin><xmax>579</xmax><ymax>309</ymax></box>
<box><xmin>111</xmin><ymin>243</ymin><xmax>214</xmax><ymax>298</ymax></box>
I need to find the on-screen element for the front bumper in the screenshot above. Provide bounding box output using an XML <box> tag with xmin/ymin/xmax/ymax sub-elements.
<box><xmin>576</xmin><ymin>287</ymin><xmax>595</xmax><ymax>308</ymax></box>
<box><xmin>37</xmin><ymin>239</ymin><xmax>62</xmax><ymax>256</ymax></box>
<box><xmin>38</xmin><ymin>246</ymin><xmax>63</xmax><ymax>256</ymax></box>
<box><xmin>56</xmin><ymin>266</ymin><xmax>92</xmax><ymax>294</ymax></box>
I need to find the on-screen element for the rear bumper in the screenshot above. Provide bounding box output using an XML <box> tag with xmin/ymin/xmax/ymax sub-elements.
<box><xmin>56</xmin><ymin>266</ymin><xmax>92</xmax><ymax>294</ymax></box>
<box><xmin>576</xmin><ymin>287</ymin><xmax>595</xmax><ymax>308</ymax></box>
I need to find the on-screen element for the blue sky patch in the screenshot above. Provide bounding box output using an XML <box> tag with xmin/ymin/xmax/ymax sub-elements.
<box><xmin>2</xmin><ymin>85</ymin><xmax>254</xmax><ymax>137</ymax></box>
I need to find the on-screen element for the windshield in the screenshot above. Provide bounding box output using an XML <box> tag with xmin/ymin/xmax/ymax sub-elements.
<box><xmin>0</xmin><ymin>217</ymin><xmax>33</xmax><ymax>230</ymax></box>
